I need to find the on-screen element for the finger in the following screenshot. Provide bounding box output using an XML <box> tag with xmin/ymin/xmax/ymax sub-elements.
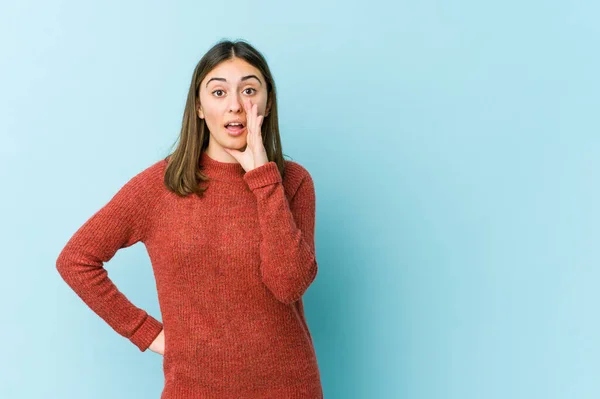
<box><xmin>257</xmin><ymin>108</ymin><xmax>263</xmax><ymax>142</ymax></box>
<box><xmin>243</xmin><ymin>100</ymin><xmax>251</xmax><ymax>138</ymax></box>
<box><xmin>248</xmin><ymin>102</ymin><xmax>254</xmax><ymax>139</ymax></box>
<box><xmin>252</xmin><ymin>103</ymin><xmax>259</xmax><ymax>141</ymax></box>
<box><xmin>252</xmin><ymin>102</ymin><xmax>257</xmax><ymax>138</ymax></box>
<box><xmin>242</xmin><ymin>100</ymin><xmax>249</xmax><ymax>128</ymax></box>
<box><xmin>246</xmin><ymin>100</ymin><xmax>255</xmax><ymax>144</ymax></box>
<box><xmin>255</xmin><ymin>115</ymin><xmax>264</xmax><ymax>142</ymax></box>
<box><xmin>247</xmin><ymin>124</ymin><xmax>253</xmax><ymax>147</ymax></box>
<box><xmin>257</xmin><ymin>114</ymin><xmax>263</xmax><ymax>130</ymax></box>
<box><xmin>246</xmin><ymin>99</ymin><xmax>254</xmax><ymax>130</ymax></box>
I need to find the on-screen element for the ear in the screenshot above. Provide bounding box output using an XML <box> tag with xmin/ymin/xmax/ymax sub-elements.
<box><xmin>197</xmin><ymin>104</ymin><xmax>204</xmax><ymax>119</ymax></box>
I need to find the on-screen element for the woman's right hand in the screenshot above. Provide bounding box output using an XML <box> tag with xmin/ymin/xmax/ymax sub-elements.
<box><xmin>148</xmin><ymin>329</ymin><xmax>165</xmax><ymax>355</ymax></box>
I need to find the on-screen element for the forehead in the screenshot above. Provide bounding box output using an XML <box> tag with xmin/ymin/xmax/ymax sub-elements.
<box><xmin>203</xmin><ymin>58</ymin><xmax>263</xmax><ymax>86</ymax></box>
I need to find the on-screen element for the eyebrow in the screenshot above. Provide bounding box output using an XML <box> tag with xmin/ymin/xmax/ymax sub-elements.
<box><xmin>205</xmin><ymin>74</ymin><xmax>263</xmax><ymax>88</ymax></box>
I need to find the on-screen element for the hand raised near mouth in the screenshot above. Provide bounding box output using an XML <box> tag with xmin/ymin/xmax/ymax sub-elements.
<box><xmin>223</xmin><ymin>98</ymin><xmax>269</xmax><ymax>172</ymax></box>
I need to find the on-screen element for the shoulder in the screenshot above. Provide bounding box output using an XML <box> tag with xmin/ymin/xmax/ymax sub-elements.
<box><xmin>113</xmin><ymin>158</ymin><xmax>168</xmax><ymax>202</ymax></box>
<box><xmin>139</xmin><ymin>158</ymin><xmax>169</xmax><ymax>182</ymax></box>
<box><xmin>283</xmin><ymin>159</ymin><xmax>315</xmax><ymax>196</ymax></box>
<box><xmin>284</xmin><ymin>159</ymin><xmax>313</xmax><ymax>180</ymax></box>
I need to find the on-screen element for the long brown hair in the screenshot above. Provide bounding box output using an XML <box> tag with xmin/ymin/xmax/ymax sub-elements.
<box><xmin>162</xmin><ymin>39</ymin><xmax>288</xmax><ymax>197</ymax></box>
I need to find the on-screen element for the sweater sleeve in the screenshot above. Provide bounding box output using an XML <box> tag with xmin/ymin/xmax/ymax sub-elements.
<box><xmin>243</xmin><ymin>161</ymin><xmax>318</xmax><ymax>305</ymax></box>
<box><xmin>55</xmin><ymin>170</ymin><xmax>164</xmax><ymax>352</ymax></box>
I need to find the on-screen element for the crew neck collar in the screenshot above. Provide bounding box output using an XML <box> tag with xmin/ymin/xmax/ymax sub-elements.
<box><xmin>199</xmin><ymin>151</ymin><xmax>246</xmax><ymax>181</ymax></box>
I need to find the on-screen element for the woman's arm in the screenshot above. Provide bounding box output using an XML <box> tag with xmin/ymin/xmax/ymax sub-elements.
<box><xmin>244</xmin><ymin>161</ymin><xmax>318</xmax><ymax>305</ymax></box>
<box><xmin>56</xmin><ymin>168</ymin><xmax>164</xmax><ymax>352</ymax></box>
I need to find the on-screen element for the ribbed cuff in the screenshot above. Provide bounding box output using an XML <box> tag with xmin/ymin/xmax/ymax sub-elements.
<box><xmin>130</xmin><ymin>314</ymin><xmax>163</xmax><ymax>352</ymax></box>
<box><xmin>243</xmin><ymin>162</ymin><xmax>282</xmax><ymax>190</ymax></box>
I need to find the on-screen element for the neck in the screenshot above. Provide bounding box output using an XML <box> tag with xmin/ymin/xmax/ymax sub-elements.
<box><xmin>200</xmin><ymin>151</ymin><xmax>246</xmax><ymax>181</ymax></box>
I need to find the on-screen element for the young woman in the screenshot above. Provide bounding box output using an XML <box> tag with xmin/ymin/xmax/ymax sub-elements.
<box><xmin>56</xmin><ymin>39</ymin><xmax>324</xmax><ymax>398</ymax></box>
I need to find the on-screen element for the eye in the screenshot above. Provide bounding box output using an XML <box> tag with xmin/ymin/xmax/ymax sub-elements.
<box><xmin>211</xmin><ymin>88</ymin><xmax>256</xmax><ymax>97</ymax></box>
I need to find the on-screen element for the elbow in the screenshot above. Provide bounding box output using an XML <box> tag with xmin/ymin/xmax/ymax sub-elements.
<box><xmin>264</xmin><ymin>260</ymin><xmax>318</xmax><ymax>305</ymax></box>
<box><xmin>55</xmin><ymin>246</ymin><xmax>82</xmax><ymax>282</ymax></box>
<box><xmin>55</xmin><ymin>249</ymin><xmax>68</xmax><ymax>276</ymax></box>
<box><xmin>55</xmin><ymin>252</ymin><xmax>74</xmax><ymax>285</ymax></box>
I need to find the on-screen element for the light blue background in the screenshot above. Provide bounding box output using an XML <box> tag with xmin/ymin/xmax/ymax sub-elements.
<box><xmin>1</xmin><ymin>0</ymin><xmax>598</xmax><ymax>398</ymax></box>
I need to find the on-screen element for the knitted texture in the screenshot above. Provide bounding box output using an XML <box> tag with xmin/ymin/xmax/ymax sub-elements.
<box><xmin>56</xmin><ymin>151</ymin><xmax>324</xmax><ymax>398</ymax></box>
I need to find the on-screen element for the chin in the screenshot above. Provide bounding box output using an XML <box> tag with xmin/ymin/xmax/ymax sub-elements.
<box><xmin>229</xmin><ymin>139</ymin><xmax>247</xmax><ymax>149</ymax></box>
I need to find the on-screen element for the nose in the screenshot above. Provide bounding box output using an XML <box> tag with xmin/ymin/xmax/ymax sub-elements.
<box><xmin>228</xmin><ymin>93</ymin><xmax>243</xmax><ymax>113</ymax></box>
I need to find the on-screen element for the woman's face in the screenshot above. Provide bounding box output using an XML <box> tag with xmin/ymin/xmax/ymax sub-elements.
<box><xmin>197</xmin><ymin>57</ymin><xmax>271</xmax><ymax>161</ymax></box>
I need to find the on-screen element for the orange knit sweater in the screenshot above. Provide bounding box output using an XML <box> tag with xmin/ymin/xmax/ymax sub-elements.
<box><xmin>56</xmin><ymin>151</ymin><xmax>324</xmax><ymax>398</ymax></box>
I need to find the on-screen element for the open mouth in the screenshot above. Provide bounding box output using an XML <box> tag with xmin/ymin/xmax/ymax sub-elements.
<box><xmin>224</xmin><ymin>122</ymin><xmax>245</xmax><ymax>134</ymax></box>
